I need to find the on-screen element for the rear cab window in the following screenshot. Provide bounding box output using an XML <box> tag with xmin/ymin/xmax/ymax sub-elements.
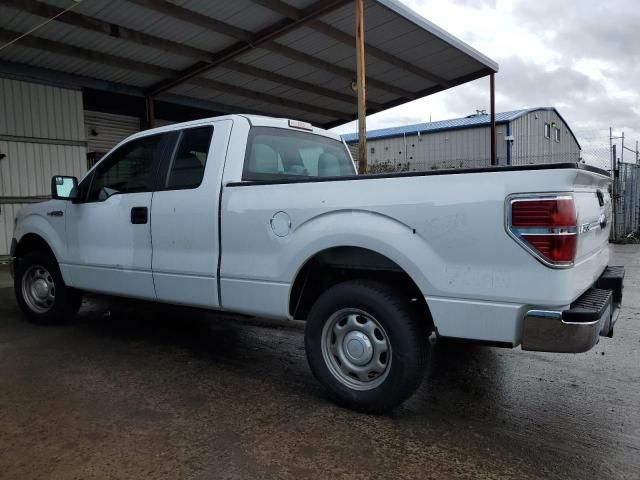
<box><xmin>242</xmin><ymin>127</ymin><xmax>355</xmax><ymax>181</ymax></box>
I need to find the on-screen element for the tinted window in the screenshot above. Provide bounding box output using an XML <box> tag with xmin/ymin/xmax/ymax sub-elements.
<box><xmin>166</xmin><ymin>126</ymin><xmax>213</xmax><ymax>189</ymax></box>
<box><xmin>243</xmin><ymin>127</ymin><xmax>355</xmax><ymax>181</ymax></box>
<box><xmin>88</xmin><ymin>134</ymin><xmax>163</xmax><ymax>201</ymax></box>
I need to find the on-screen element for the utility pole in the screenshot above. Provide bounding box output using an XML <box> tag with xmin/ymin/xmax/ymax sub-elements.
<box><xmin>355</xmin><ymin>0</ymin><xmax>367</xmax><ymax>174</ymax></box>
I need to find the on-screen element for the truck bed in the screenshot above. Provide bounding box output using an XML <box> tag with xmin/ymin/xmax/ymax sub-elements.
<box><xmin>226</xmin><ymin>162</ymin><xmax>609</xmax><ymax>186</ymax></box>
<box><xmin>221</xmin><ymin>162</ymin><xmax>611</xmax><ymax>345</ymax></box>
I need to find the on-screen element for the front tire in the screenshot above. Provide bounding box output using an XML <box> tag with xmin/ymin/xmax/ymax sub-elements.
<box><xmin>304</xmin><ymin>280</ymin><xmax>429</xmax><ymax>413</ymax></box>
<box><xmin>14</xmin><ymin>251</ymin><xmax>82</xmax><ymax>325</ymax></box>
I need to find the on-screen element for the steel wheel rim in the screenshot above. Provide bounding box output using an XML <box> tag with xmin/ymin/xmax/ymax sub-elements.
<box><xmin>21</xmin><ymin>265</ymin><xmax>55</xmax><ymax>313</ymax></box>
<box><xmin>321</xmin><ymin>308</ymin><xmax>392</xmax><ymax>391</ymax></box>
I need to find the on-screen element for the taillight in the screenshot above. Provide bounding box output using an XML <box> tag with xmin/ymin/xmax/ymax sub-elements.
<box><xmin>507</xmin><ymin>195</ymin><xmax>577</xmax><ymax>267</ymax></box>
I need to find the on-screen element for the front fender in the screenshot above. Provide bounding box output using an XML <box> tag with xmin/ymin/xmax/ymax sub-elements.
<box><xmin>14</xmin><ymin>201</ymin><xmax>69</xmax><ymax>281</ymax></box>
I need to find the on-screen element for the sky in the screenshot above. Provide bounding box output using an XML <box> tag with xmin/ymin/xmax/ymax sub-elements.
<box><xmin>331</xmin><ymin>0</ymin><xmax>640</xmax><ymax>167</ymax></box>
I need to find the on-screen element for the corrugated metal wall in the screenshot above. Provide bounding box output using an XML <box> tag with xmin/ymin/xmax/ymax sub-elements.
<box><xmin>154</xmin><ymin>118</ymin><xmax>175</xmax><ymax>128</ymax></box>
<box><xmin>350</xmin><ymin>112</ymin><xmax>580</xmax><ymax>171</ymax></box>
<box><xmin>85</xmin><ymin>110</ymin><xmax>140</xmax><ymax>154</ymax></box>
<box><xmin>0</xmin><ymin>78</ymin><xmax>84</xmax><ymax>141</ymax></box>
<box><xmin>361</xmin><ymin>125</ymin><xmax>508</xmax><ymax>170</ymax></box>
<box><xmin>0</xmin><ymin>77</ymin><xmax>86</xmax><ymax>255</ymax></box>
<box><xmin>84</xmin><ymin>112</ymin><xmax>176</xmax><ymax>168</ymax></box>
<box><xmin>510</xmin><ymin>111</ymin><xmax>580</xmax><ymax>165</ymax></box>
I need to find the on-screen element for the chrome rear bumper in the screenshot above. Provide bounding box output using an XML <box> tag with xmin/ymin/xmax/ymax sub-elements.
<box><xmin>522</xmin><ymin>266</ymin><xmax>624</xmax><ymax>353</ymax></box>
<box><xmin>522</xmin><ymin>303</ymin><xmax>613</xmax><ymax>353</ymax></box>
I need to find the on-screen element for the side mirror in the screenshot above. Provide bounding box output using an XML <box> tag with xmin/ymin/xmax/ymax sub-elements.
<box><xmin>51</xmin><ymin>175</ymin><xmax>78</xmax><ymax>201</ymax></box>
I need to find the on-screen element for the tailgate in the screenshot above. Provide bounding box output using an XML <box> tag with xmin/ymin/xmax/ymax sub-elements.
<box><xmin>574</xmin><ymin>175</ymin><xmax>612</xmax><ymax>262</ymax></box>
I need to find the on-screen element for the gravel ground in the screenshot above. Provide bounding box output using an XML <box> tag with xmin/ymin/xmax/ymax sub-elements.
<box><xmin>0</xmin><ymin>244</ymin><xmax>638</xmax><ymax>480</ymax></box>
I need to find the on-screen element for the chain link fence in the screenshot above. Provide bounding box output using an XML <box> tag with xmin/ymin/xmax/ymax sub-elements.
<box><xmin>364</xmin><ymin>151</ymin><xmax>582</xmax><ymax>173</ymax></box>
<box><xmin>612</xmin><ymin>162</ymin><xmax>640</xmax><ymax>241</ymax></box>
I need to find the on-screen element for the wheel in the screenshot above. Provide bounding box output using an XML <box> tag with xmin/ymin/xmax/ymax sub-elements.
<box><xmin>14</xmin><ymin>251</ymin><xmax>82</xmax><ymax>325</ymax></box>
<box><xmin>304</xmin><ymin>280</ymin><xmax>429</xmax><ymax>413</ymax></box>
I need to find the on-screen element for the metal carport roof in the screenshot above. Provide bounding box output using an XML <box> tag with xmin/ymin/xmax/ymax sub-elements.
<box><xmin>0</xmin><ymin>0</ymin><xmax>498</xmax><ymax>129</ymax></box>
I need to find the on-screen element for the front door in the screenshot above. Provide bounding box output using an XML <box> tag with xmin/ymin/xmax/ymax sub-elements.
<box><xmin>63</xmin><ymin>133</ymin><xmax>170</xmax><ymax>299</ymax></box>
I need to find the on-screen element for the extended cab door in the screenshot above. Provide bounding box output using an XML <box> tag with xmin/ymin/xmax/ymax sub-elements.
<box><xmin>64</xmin><ymin>132</ymin><xmax>171</xmax><ymax>299</ymax></box>
<box><xmin>150</xmin><ymin>120</ymin><xmax>231</xmax><ymax>308</ymax></box>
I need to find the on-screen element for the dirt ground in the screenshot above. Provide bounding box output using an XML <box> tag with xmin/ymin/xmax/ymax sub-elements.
<box><xmin>0</xmin><ymin>245</ymin><xmax>638</xmax><ymax>480</ymax></box>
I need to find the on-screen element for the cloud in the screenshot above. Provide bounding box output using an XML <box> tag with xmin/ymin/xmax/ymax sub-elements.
<box><xmin>516</xmin><ymin>0</ymin><xmax>640</xmax><ymax>63</ymax></box>
<box><xmin>451</xmin><ymin>0</ymin><xmax>496</xmax><ymax>8</ymax></box>
<box><xmin>332</xmin><ymin>0</ymin><xmax>640</xmax><ymax>162</ymax></box>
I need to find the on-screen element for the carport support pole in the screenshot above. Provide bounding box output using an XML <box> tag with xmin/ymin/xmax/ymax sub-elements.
<box><xmin>490</xmin><ymin>73</ymin><xmax>497</xmax><ymax>166</ymax></box>
<box><xmin>356</xmin><ymin>0</ymin><xmax>367</xmax><ymax>174</ymax></box>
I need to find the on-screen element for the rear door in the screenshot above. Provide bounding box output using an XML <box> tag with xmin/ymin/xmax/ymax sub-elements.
<box><xmin>64</xmin><ymin>133</ymin><xmax>171</xmax><ymax>299</ymax></box>
<box><xmin>151</xmin><ymin>120</ymin><xmax>231</xmax><ymax>308</ymax></box>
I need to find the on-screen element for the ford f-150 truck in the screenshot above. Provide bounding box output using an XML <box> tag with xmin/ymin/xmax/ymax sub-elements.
<box><xmin>10</xmin><ymin>114</ymin><xmax>624</xmax><ymax>412</ymax></box>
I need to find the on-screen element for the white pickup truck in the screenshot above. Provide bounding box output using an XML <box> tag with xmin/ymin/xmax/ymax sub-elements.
<box><xmin>10</xmin><ymin>114</ymin><xmax>624</xmax><ymax>412</ymax></box>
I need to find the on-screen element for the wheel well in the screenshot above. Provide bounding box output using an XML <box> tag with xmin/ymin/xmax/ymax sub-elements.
<box><xmin>15</xmin><ymin>234</ymin><xmax>55</xmax><ymax>260</ymax></box>
<box><xmin>289</xmin><ymin>246</ymin><xmax>432</xmax><ymax>325</ymax></box>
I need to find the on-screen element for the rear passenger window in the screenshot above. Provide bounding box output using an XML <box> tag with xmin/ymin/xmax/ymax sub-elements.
<box><xmin>167</xmin><ymin>126</ymin><xmax>213</xmax><ymax>189</ymax></box>
<box><xmin>243</xmin><ymin>127</ymin><xmax>355</xmax><ymax>181</ymax></box>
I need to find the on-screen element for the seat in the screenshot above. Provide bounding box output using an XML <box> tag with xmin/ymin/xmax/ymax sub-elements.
<box><xmin>249</xmin><ymin>144</ymin><xmax>279</xmax><ymax>174</ymax></box>
<box><xmin>318</xmin><ymin>152</ymin><xmax>341</xmax><ymax>176</ymax></box>
<box><xmin>169</xmin><ymin>153</ymin><xmax>204</xmax><ymax>188</ymax></box>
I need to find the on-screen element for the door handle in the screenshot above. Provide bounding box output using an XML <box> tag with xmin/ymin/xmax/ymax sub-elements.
<box><xmin>130</xmin><ymin>207</ymin><xmax>148</xmax><ymax>224</ymax></box>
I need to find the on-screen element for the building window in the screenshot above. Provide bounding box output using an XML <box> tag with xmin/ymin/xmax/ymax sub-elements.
<box><xmin>370</xmin><ymin>147</ymin><xmax>375</xmax><ymax>154</ymax></box>
<box><xmin>544</xmin><ymin>123</ymin><xmax>551</xmax><ymax>139</ymax></box>
<box><xmin>554</xmin><ymin>128</ymin><xmax>561</xmax><ymax>142</ymax></box>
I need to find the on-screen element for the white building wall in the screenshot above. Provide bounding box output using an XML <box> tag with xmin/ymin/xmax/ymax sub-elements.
<box><xmin>85</xmin><ymin>110</ymin><xmax>140</xmax><ymax>155</ymax></box>
<box><xmin>510</xmin><ymin>110</ymin><xmax>580</xmax><ymax>165</ymax></box>
<box><xmin>0</xmin><ymin>77</ymin><xmax>86</xmax><ymax>255</ymax></box>
<box><xmin>364</xmin><ymin>124</ymin><xmax>508</xmax><ymax>170</ymax></box>
<box><xmin>84</xmin><ymin>112</ymin><xmax>173</xmax><ymax>168</ymax></box>
<box><xmin>350</xmin><ymin>111</ymin><xmax>580</xmax><ymax>171</ymax></box>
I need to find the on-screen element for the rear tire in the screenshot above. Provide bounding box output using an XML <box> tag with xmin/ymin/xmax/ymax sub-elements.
<box><xmin>14</xmin><ymin>251</ymin><xmax>82</xmax><ymax>325</ymax></box>
<box><xmin>304</xmin><ymin>280</ymin><xmax>429</xmax><ymax>413</ymax></box>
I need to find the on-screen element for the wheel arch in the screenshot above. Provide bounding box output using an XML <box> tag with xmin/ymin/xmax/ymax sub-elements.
<box><xmin>14</xmin><ymin>210</ymin><xmax>66</xmax><ymax>264</ymax></box>
<box><xmin>289</xmin><ymin>245</ymin><xmax>433</xmax><ymax>330</ymax></box>
<box><xmin>14</xmin><ymin>232</ymin><xmax>57</xmax><ymax>261</ymax></box>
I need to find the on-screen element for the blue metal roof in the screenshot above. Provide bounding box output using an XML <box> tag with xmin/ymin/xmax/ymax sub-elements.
<box><xmin>341</xmin><ymin>107</ymin><xmax>579</xmax><ymax>148</ymax></box>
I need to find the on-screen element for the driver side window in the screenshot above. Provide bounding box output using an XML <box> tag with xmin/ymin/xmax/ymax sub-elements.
<box><xmin>88</xmin><ymin>134</ymin><xmax>163</xmax><ymax>201</ymax></box>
